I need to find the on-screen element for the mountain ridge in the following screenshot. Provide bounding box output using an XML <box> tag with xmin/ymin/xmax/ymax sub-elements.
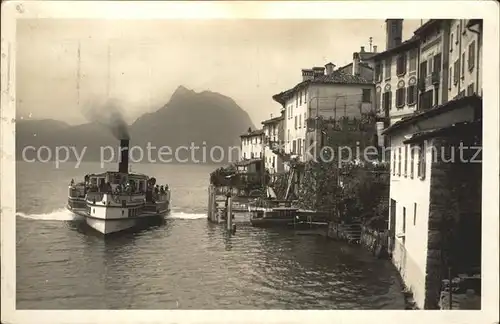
<box><xmin>16</xmin><ymin>86</ymin><xmax>256</xmax><ymax>164</ymax></box>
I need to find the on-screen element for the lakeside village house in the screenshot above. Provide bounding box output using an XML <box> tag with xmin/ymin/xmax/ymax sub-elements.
<box><xmin>236</xmin><ymin>19</ymin><xmax>482</xmax><ymax>309</ymax></box>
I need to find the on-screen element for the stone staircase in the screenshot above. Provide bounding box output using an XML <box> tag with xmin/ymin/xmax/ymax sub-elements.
<box><xmin>338</xmin><ymin>221</ymin><xmax>362</xmax><ymax>244</ymax></box>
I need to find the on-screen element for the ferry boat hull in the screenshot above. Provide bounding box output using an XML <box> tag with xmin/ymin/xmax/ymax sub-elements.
<box><xmin>67</xmin><ymin>199</ymin><xmax>170</xmax><ymax>235</ymax></box>
<box><xmin>66</xmin><ymin>138</ymin><xmax>172</xmax><ymax>235</ymax></box>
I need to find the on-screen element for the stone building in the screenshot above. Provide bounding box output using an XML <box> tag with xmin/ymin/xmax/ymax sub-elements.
<box><xmin>261</xmin><ymin>114</ymin><xmax>284</xmax><ymax>174</ymax></box>
<box><xmin>239</xmin><ymin>128</ymin><xmax>264</xmax><ymax>161</ymax></box>
<box><xmin>380</xmin><ymin>19</ymin><xmax>483</xmax><ymax>310</ymax></box>
<box><xmin>272</xmin><ymin>64</ymin><xmax>375</xmax><ymax>166</ymax></box>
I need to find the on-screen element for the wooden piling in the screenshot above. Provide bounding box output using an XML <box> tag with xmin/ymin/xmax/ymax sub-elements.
<box><xmin>226</xmin><ymin>194</ymin><xmax>233</xmax><ymax>231</ymax></box>
<box><xmin>207</xmin><ymin>185</ymin><xmax>212</xmax><ymax>220</ymax></box>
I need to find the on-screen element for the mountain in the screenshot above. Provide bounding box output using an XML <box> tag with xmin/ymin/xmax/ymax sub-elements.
<box><xmin>16</xmin><ymin>86</ymin><xmax>256</xmax><ymax>164</ymax></box>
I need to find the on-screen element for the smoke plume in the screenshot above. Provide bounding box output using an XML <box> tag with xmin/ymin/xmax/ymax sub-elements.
<box><xmin>81</xmin><ymin>99</ymin><xmax>130</xmax><ymax>140</ymax></box>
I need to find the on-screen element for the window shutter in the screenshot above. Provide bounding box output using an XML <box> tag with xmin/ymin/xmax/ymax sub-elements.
<box><xmin>388</xmin><ymin>91</ymin><xmax>392</xmax><ymax>110</ymax></box>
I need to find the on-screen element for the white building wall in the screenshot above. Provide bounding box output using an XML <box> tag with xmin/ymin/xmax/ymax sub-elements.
<box><xmin>263</xmin><ymin>122</ymin><xmax>280</xmax><ymax>173</ymax></box>
<box><xmin>282</xmin><ymin>83</ymin><xmax>375</xmax><ymax>163</ymax></box>
<box><xmin>448</xmin><ymin>19</ymin><xmax>481</xmax><ymax>99</ymax></box>
<box><xmin>283</xmin><ymin>89</ymin><xmax>309</xmax><ymax>159</ymax></box>
<box><xmin>389</xmin><ymin>133</ymin><xmax>431</xmax><ymax>309</ymax></box>
<box><xmin>418</xmin><ymin>21</ymin><xmax>448</xmax><ymax>106</ymax></box>
<box><xmin>240</xmin><ymin>135</ymin><xmax>263</xmax><ymax>161</ymax></box>
<box><xmin>376</xmin><ymin>50</ymin><xmax>420</xmax><ymax>125</ymax></box>
<box><xmin>388</xmin><ymin>103</ymin><xmax>478</xmax><ymax>308</ymax></box>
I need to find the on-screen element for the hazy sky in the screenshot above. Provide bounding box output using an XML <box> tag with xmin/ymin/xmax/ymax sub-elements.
<box><xmin>17</xmin><ymin>19</ymin><xmax>422</xmax><ymax>126</ymax></box>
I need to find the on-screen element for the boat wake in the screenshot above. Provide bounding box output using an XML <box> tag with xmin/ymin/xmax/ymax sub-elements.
<box><xmin>168</xmin><ymin>212</ymin><xmax>206</xmax><ymax>220</ymax></box>
<box><xmin>16</xmin><ymin>208</ymin><xmax>83</xmax><ymax>221</ymax></box>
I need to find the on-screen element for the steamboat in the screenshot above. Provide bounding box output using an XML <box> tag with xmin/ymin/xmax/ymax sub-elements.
<box><xmin>66</xmin><ymin>138</ymin><xmax>171</xmax><ymax>234</ymax></box>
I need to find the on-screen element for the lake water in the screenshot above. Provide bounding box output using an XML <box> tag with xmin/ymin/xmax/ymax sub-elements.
<box><xmin>15</xmin><ymin>161</ymin><xmax>405</xmax><ymax>309</ymax></box>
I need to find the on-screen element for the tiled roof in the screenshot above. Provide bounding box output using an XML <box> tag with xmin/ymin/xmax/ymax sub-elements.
<box><xmin>413</xmin><ymin>19</ymin><xmax>441</xmax><ymax>36</ymax></box>
<box><xmin>261</xmin><ymin>115</ymin><xmax>284</xmax><ymax>125</ymax></box>
<box><xmin>383</xmin><ymin>95</ymin><xmax>482</xmax><ymax>136</ymax></box>
<box><xmin>403</xmin><ymin>120</ymin><xmax>482</xmax><ymax>144</ymax></box>
<box><xmin>338</xmin><ymin>61</ymin><xmax>373</xmax><ymax>71</ymax></box>
<box><xmin>272</xmin><ymin>70</ymin><xmax>372</xmax><ymax>105</ymax></box>
<box><xmin>369</xmin><ymin>35</ymin><xmax>419</xmax><ymax>61</ymax></box>
<box><xmin>240</xmin><ymin>129</ymin><xmax>264</xmax><ymax>138</ymax></box>
<box><xmin>466</xmin><ymin>19</ymin><xmax>482</xmax><ymax>28</ymax></box>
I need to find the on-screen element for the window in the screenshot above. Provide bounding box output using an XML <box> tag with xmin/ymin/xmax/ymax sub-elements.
<box><xmin>397</xmin><ymin>147</ymin><xmax>401</xmax><ymax>176</ymax></box>
<box><xmin>287</xmin><ymin>129</ymin><xmax>290</xmax><ymax>142</ymax></box>
<box><xmin>402</xmin><ymin>207</ymin><xmax>406</xmax><ymax>245</ymax></box>
<box><xmin>384</xmin><ymin>57</ymin><xmax>392</xmax><ymax>79</ymax></box>
<box><xmin>449</xmin><ymin>66</ymin><xmax>453</xmax><ymax>89</ymax></box>
<box><xmin>292</xmin><ymin>140</ymin><xmax>297</xmax><ymax>154</ymax></box>
<box><xmin>396</xmin><ymin>54</ymin><xmax>407</xmax><ymax>76</ymax></box>
<box><xmin>362</xmin><ymin>89</ymin><xmax>372</xmax><ymax>103</ymax></box>
<box><xmin>396</xmin><ymin>88</ymin><xmax>406</xmax><ymax>108</ymax></box>
<box><xmin>407</xmin><ymin>85</ymin><xmax>417</xmax><ymax>105</ymax></box>
<box><xmin>304</xmin><ymin>91</ymin><xmax>307</xmax><ymax>104</ymax></box>
<box><xmin>303</xmin><ymin>113</ymin><xmax>307</xmax><ymax>128</ymax></box>
<box><xmin>433</xmin><ymin>53</ymin><xmax>442</xmax><ymax>73</ymax></box>
<box><xmin>404</xmin><ymin>145</ymin><xmax>408</xmax><ymax>177</ymax></box>
<box><xmin>297</xmin><ymin>139</ymin><xmax>302</xmax><ymax>155</ymax></box>
<box><xmin>375</xmin><ymin>63</ymin><xmax>382</xmax><ymax>82</ymax></box>
<box><xmin>382</xmin><ymin>91</ymin><xmax>392</xmax><ymax>112</ymax></box>
<box><xmin>295</xmin><ymin>94</ymin><xmax>298</xmax><ymax>107</ymax></box>
<box><xmin>392</xmin><ymin>150</ymin><xmax>396</xmax><ymax>176</ymax></box>
<box><xmin>299</xmin><ymin>91</ymin><xmax>302</xmax><ymax>105</ymax></box>
<box><xmin>409</xmin><ymin>49</ymin><xmax>417</xmax><ymax>72</ymax></box>
<box><xmin>410</xmin><ymin>145</ymin><xmax>414</xmax><ymax>179</ymax></box>
<box><xmin>375</xmin><ymin>90</ymin><xmax>381</xmax><ymax>112</ymax></box>
<box><xmin>461</xmin><ymin>52</ymin><xmax>466</xmax><ymax>77</ymax></box>
<box><xmin>468</xmin><ymin>41</ymin><xmax>476</xmax><ymax>71</ymax></box>
<box><xmin>299</xmin><ymin>115</ymin><xmax>302</xmax><ymax>128</ymax></box>
<box><xmin>453</xmin><ymin>59</ymin><xmax>460</xmax><ymax>84</ymax></box>
<box><xmin>419</xmin><ymin>61</ymin><xmax>427</xmax><ymax>80</ymax></box>
<box><xmin>467</xmin><ymin>83</ymin><xmax>475</xmax><ymax>96</ymax></box>
<box><xmin>428</xmin><ymin>57</ymin><xmax>433</xmax><ymax>73</ymax></box>
<box><xmin>413</xmin><ymin>203</ymin><xmax>417</xmax><ymax>225</ymax></box>
<box><xmin>456</xmin><ymin>24</ymin><xmax>460</xmax><ymax>44</ymax></box>
<box><xmin>450</xmin><ymin>33</ymin><xmax>454</xmax><ymax>51</ymax></box>
<box><xmin>434</xmin><ymin>87</ymin><xmax>439</xmax><ymax>106</ymax></box>
<box><xmin>294</xmin><ymin>116</ymin><xmax>297</xmax><ymax>129</ymax></box>
<box><xmin>417</xmin><ymin>143</ymin><xmax>426</xmax><ymax>179</ymax></box>
<box><xmin>419</xmin><ymin>90</ymin><xmax>433</xmax><ymax>110</ymax></box>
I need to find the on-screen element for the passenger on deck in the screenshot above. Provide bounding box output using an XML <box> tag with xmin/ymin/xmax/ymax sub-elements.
<box><xmin>154</xmin><ymin>185</ymin><xmax>159</xmax><ymax>194</ymax></box>
<box><xmin>70</xmin><ymin>179</ymin><xmax>74</xmax><ymax>186</ymax></box>
<box><xmin>160</xmin><ymin>185</ymin><xmax>165</xmax><ymax>194</ymax></box>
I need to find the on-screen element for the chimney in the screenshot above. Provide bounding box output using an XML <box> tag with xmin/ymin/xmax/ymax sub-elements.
<box><xmin>118</xmin><ymin>139</ymin><xmax>130</xmax><ymax>173</ymax></box>
<box><xmin>301</xmin><ymin>69</ymin><xmax>314</xmax><ymax>81</ymax></box>
<box><xmin>325</xmin><ymin>62</ymin><xmax>335</xmax><ymax>75</ymax></box>
<box><xmin>360</xmin><ymin>46</ymin><xmax>365</xmax><ymax>53</ymax></box>
<box><xmin>386</xmin><ymin>19</ymin><xmax>403</xmax><ymax>50</ymax></box>
<box><xmin>373</xmin><ymin>45</ymin><xmax>378</xmax><ymax>53</ymax></box>
<box><xmin>353</xmin><ymin>52</ymin><xmax>360</xmax><ymax>76</ymax></box>
<box><xmin>312</xmin><ymin>66</ymin><xmax>325</xmax><ymax>77</ymax></box>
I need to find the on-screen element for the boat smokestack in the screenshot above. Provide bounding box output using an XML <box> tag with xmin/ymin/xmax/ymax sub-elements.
<box><xmin>119</xmin><ymin>139</ymin><xmax>130</xmax><ymax>173</ymax></box>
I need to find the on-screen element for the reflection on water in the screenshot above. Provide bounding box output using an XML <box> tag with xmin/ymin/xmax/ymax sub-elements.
<box><xmin>16</xmin><ymin>162</ymin><xmax>405</xmax><ymax>309</ymax></box>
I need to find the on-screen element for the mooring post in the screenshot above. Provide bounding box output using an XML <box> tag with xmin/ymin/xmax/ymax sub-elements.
<box><xmin>226</xmin><ymin>192</ymin><xmax>233</xmax><ymax>232</ymax></box>
<box><xmin>207</xmin><ymin>185</ymin><xmax>212</xmax><ymax>221</ymax></box>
